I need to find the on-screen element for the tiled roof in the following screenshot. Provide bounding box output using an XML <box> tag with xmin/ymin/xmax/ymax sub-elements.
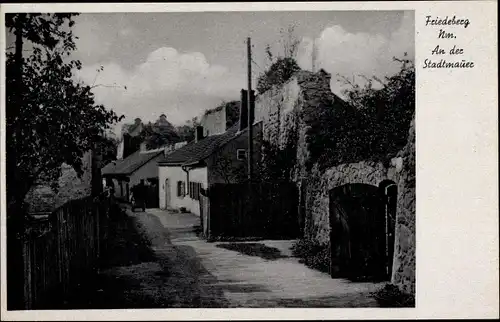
<box><xmin>101</xmin><ymin>149</ymin><xmax>163</xmax><ymax>176</ymax></box>
<box><xmin>158</xmin><ymin>122</ymin><xmax>241</xmax><ymax>166</ymax></box>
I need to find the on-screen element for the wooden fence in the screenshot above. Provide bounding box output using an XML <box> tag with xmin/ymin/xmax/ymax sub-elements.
<box><xmin>8</xmin><ymin>193</ymin><xmax>112</xmax><ymax>310</ymax></box>
<box><xmin>201</xmin><ymin>182</ymin><xmax>300</xmax><ymax>240</ymax></box>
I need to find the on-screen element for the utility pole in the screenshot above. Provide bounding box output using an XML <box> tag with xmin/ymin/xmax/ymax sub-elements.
<box><xmin>247</xmin><ymin>37</ymin><xmax>254</xmax><ymax>182</ymax></box>
<box><xmin>312</xmin><ymin>38</ymin><xmax>316</xmax><ymax>72</ymax></box>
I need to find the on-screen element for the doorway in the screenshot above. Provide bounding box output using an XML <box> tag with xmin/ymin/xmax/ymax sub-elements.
<box><xmin>329</xmin><ymin>182</ymin><xmax>397</xmax><ymax>281</ymax></box>
<box><xmin>164</xmin><ymin>179</ymin><xmax>171</xmax><ymax>209</ymax></box>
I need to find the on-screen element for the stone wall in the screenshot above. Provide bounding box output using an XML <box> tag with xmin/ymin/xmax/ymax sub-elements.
<box><xmin>201</xmin><ymin>105</ymin><xmax>227</xmax><ymax>136</ymax></box>
<box><xmin>24</xmin><ymin>151</ymin><xmax>93</xmax><ymax>214</ymax></box>
<box><xmin>304</xmin><ymin>116</ymin><xmax>415</xmax><ymax>295</ymax></box>
<box><xmin>255</xmin><ymin>70</ymin><xmax>415</xmax><ymax>295</ymax></box>
<box><xmin>255</xmin><ymin>70</ymin><xmax>337</xmax><ymax>180</ymax></box>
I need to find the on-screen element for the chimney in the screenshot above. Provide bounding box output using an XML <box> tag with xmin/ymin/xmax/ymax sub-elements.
<box><xmin>239</xmin><ymin>89</ymin><xmax>248</xmax><ymax>131</ymax></box>
<box><xmin>195</xmin><ymin>125</ymin><xmax>204</xmax><ymax>142</ymax></box>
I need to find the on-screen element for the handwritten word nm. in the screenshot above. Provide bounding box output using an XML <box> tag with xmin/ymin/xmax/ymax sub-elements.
<box><xmin>426</xmin><ymin>15</ymin><xmax>470</xmax><ymax>29</ymax></box>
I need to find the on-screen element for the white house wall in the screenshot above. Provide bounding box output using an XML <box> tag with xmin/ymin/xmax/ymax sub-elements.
<box><xmin>159</xmin><ymin>165</ymin><xmax>208</xmax><ymax>216</ymax></box>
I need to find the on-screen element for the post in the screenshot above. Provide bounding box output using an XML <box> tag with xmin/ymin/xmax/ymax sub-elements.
<box><xmin>312</xmin><ymin>38</ymin><xmax>316</xmax><ymax>72</ymax></box>
<box><xmin>247</xmin><ymin>37</ymin><xmax>253</xmax><ymax>182</ymax></box>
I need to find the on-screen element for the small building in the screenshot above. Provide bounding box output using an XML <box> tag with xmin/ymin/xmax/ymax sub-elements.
<box><xmin>101</xmin><ymin>148</ymin><xmax>164</xmax><ymax>206</ymax></box>
<box><xmin>157</xmin><ymin>120</ymin><xmax>262</xmax><ymax>216</ymax></box>
<box><xmin>117</xmin><ymin>118</ymin><xmax>144</xmax><ymax>160</ymax></box>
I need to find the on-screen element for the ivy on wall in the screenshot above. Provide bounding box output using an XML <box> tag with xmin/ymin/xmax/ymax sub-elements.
<box><xmin>302</xmin><ymin>57</ymin><xmax>415</xmax><ymax>171</ymax></box>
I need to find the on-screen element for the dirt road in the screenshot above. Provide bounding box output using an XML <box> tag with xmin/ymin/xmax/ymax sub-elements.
<box><xmin>66</xmin><ymin>207</ymin><xmax>382</xmax><ymax>308</ymax></box>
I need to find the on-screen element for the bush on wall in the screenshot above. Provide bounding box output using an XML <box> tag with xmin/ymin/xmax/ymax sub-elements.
<box><xmin>302</xmin><ymin>55</ymin><xmax>415</xmax><ymax>171</ymax></box>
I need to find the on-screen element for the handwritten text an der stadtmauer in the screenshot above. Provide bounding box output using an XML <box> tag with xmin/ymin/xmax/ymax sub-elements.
<box><xmin>423</xmin><ymin>15</ymin><xmax>474</xmax><ymax>69</ymax></box>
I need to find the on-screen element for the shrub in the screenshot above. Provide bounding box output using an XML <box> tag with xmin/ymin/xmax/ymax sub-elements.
<box><xmin>371</xmin><ymin>283</ymin><xmax>415</xmax><ymax>307</ymax></box>
<box><xmin>256</xmin><ymin>57</ymin><xmax>301</xmax><ymax>95</ymax></box>
<box><xmin>303</xmin><ymin>56</ymin><xmax>415</xmax><ymax>171</ymax></box>
<box><xmin>291</xmin><ymin>239</ymin><xmax>330</xmax><ymax>274</ymax></box>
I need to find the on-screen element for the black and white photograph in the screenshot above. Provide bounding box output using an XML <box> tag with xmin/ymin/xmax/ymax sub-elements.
<box><xmin>3</xmin><ymin>8</ymin><xmax>417</xmax><ymax>311</ymax></box>
<box><xmin>3</xmin><ymin>1</ymin><xmax>497</xmax><ymax>319</ymax></box>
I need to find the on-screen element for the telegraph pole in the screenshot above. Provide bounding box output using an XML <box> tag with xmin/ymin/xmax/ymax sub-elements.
<box><xmin>247</xmin><ymin>37</ymin><xmax>254</xmax><ymax>182</ymax></box>
<box><xmin>312</xmin><ymin>38</ymin><xmax>316</xmax><ymax>72</ymax></box>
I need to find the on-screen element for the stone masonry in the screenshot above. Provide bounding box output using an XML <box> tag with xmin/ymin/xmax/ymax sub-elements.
<box><xmin>255</xmin><ymin>70</ymin><xmax>416</xmax><ymax>295</ymax></box>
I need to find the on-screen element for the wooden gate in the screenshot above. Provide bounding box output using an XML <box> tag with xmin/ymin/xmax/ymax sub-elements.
<box><xmin>205</xmin><ymin>182</ymin><xmax>300</xmax><ymax>239</ymax></box>
<box><xmin>145</xmin><ymin>183</ymin><xmax>159</xmax><ymax>208</ymax></box>
<box><xmin>329</xmin><ymin>183</ymin><xmax>391</xmax><ymax>281</ymax></box>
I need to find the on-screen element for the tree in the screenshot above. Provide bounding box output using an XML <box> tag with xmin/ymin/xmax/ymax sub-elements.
<box><xmin>256</xmin><ymin>24</ymin><xmax>302</xmax><ymax>95</ymax></box>
<box><xmin>5</xmin><ymin>13</ymin><xmax>123</xmax><ymax>214</ymax></box>
<box><xmin>95</xmin><ymin>135</ymin><xmax>119</xmax><ymax>168</ymax></box>
<box><xmin>338</xmin><ymin>54</ymin><xmax>415</xmax><ymax>162</ymax></box>
<box><xmin>139</xmin><ymin>121</ymin><xmax>181</xmax><ymax>150</ymax></box>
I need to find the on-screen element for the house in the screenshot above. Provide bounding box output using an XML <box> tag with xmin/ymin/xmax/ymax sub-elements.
<box><xmin>117</xmin><ymin>117</ymin><xmax>144</xmax><ymax>160</ymax></box>
<box><xmin>101</xmin><ymin>148</ymin><xmax>165</xmax><ymax>205</ymax></box>
<box><xmin>158</xmin><ymin>96</ymin><xmax>262</xmax><ymax>216</ymax></box>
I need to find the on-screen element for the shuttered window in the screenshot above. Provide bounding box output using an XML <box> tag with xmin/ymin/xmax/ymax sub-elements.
<box><xmin>177</xmin><ymin>181</ymin><xmax>186</xmax><ymax>197</ymax></box>
<box><xmin>188</xmin><ymin>182</ymin><xmax>203</xmax><ymax>200</ymax></box>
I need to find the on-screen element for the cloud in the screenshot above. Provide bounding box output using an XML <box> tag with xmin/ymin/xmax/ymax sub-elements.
<box><xmin>76</xmin><ymin>47</ymin><xmax>244</xmax><ymax>133</ymax></box>
<box><xmin>73</xmin><ymin>16</ymin><xmax>112</xmax><ymax>63</ymax></box>
<box><xmin>297</xmin><ymin>11</ymin><xmax>414</xmax><ymax>96</ymax></box>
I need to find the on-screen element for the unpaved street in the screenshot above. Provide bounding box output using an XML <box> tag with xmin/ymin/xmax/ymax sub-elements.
<box><xmin>68</xmin><ymin>207</ymin><xmax>383</xmax><ymax>308</ymax></box>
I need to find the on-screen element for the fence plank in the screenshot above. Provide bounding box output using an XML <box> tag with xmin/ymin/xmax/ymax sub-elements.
<box><xmin>206</xmin><ymin>182</ymin><xmax>300</xmax><ymax>239</ymax></box>
<box><xmin>16</xmin><ymin>193</ymin><xmax>111</xmax><ymax>309</ymax></box>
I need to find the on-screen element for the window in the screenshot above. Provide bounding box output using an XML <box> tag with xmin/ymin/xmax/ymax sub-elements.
<box><xmin>177</xmin><ymin>181</ymin><xmax>186</xmax><ymax>197</ymax></box>
<box><xmin>237</xmin><ymin>149</ymin><xmax>247</xmax><ymax>161</ymax></box>
<box><xmin>188</xmin><ymin>182</ymin><xmax>203</xmax><ymax>201</ymax></box>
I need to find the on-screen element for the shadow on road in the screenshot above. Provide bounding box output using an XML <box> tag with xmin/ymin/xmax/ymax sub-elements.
<box><xmin>215</xmin><ymin>242</ymin><xmax>289</xmax><ymax>260</ymax></box>
<box><xmin>62</xmin><ymin>209</ymin><xmax>229</xmax><ymax>309</ymax></box>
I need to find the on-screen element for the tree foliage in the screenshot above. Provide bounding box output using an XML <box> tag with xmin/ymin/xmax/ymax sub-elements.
<box><xmin>5</xmin><ymin>13</ymin><xmax>123</xmax><ymax>208</ymax></box>
<box><xmin>256</xmin><ymin>57</ymin><xmax>302</xmax><ymax>95</ymax></box>
<box><xmin>139</xmin><ymin>120</ymin><xmax>181</xmax><ymax>150</ymax></box>
<box><xmin>303</xmin><ymin>55</ymin><xmax>415</xmax><ymax>170</ymax></box>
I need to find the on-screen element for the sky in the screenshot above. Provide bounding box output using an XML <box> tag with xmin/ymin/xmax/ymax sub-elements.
<box><xmin>67</xmin><ymin>11</ymin><xmax>414</xmax><ymax>134</ymax></box>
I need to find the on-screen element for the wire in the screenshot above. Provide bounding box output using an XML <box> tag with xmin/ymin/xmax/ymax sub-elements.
<box><xmin>251</xmin><ymin>58</ymin><xmax>265</xmax><ymax>73</ymax></box>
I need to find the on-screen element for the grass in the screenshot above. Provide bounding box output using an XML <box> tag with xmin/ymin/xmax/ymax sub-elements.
<box><xmin>371</xmin><ymin>283</ymin><xmax>415</xmax><ymax>308</ymax></box>
<box><xmin>215</xmin><ymin>242</ymin><xmax>288</xmax><ymax>260</ymax></box>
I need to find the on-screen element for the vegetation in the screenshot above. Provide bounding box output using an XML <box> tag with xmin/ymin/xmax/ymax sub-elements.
<box><xmin>95</xmin><ymin>135</ymin><xmax>119</xmax><ymax>168</ymax></box>
<box><xmin>211</xmin><ymin>151</ymin><xmax>247</xmax><ymax>184</ymax></box>
<box><xmin>175</xmin><ymin>117</ymin><xmax>200</xmax><ymax>143</ymax></box>
<box><xmin>303</xmin><ymin>55</ymin><xmax>415</xmax><ymax>171</ymax></box>
<box><xmin>291</xmin><ymin>239</ymin><xmax>330</xmax><ymax>274</ymax></box>
<box><xmin>139</xmin><ymin>121</ymin><xmax>180</xmax><ymax>150</ymax></box>
<box><xmin>256</xmin><ymin>25</ymin><xmax>302</xmax><ymax>95</ymax></box>
<box><xmin>258</xmin><ymin>133</ymin><xmax>298</xmax><ymax>183</ymax></box>
<box><xmin>256</xmin><ymin>57</ymin><xmax>302</xmax><ymax>95</ymax></box>
<box><xmin>371</xmin><ymin>284</ymin><xmax>415</xmax><ymax>307</ymax></box>
<box><xmin>5</xmin><ymin>13</ymin><xmax>123</xmax><ymax>215</ymax></box>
